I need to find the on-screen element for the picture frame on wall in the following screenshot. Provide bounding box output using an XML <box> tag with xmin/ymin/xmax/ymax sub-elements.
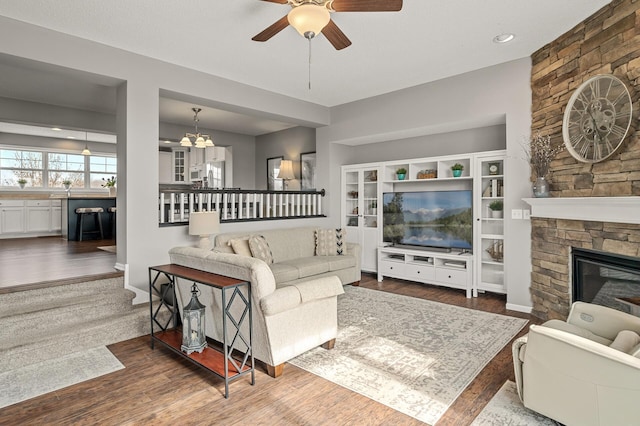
<box><xmin>267</xmin><ymin>156</ymin><xmax>283</xmax><ymax>190</ymax></box>
<box><xmin>300</xmin><ymin>151</ymin><xmax>316</xmax><ymax>190</ymax></box>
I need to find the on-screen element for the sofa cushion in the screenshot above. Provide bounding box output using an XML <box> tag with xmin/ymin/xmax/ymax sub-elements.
<box><xmin>609</xmin><ymin>330</ymin><xmax>640</xmax><ymax>353</ymax></box>
<box><xmin>228</xmin><ymin>238</ymin><xmax>252</xmax><ymax>257</ymax></box>
<box><xmin>249</xmin><ymin>235</ymin><xmax>274</xmax><ymax>264</ymax></box>
<box><xmin>315</xmin><ymin>228</ymin><xmax>346</xmax><ymax>256</ymax></box>
<box><xmin>269</xmin><ymin>263</ymin><xmax>299</xmax><ymax>283</ymax></box>
<box><xmin>280</xmin><ymin>257</ymin><xmax>330</xmax><ymax>279</ymax></box>
<box><xmin>326</xmin><ymin>255</ymin><xmax>356</xmax><ymax>271</ymax></box>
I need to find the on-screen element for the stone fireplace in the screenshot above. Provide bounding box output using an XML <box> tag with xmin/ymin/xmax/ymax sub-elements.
<box><xmin>526</xmin><ymin>197</ymin><xmax>640</xmax><ymax>320</ymax></box>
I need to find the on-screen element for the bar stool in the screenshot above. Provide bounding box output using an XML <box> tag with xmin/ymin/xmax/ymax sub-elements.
<box><xmin>75</xmin><ymin>207</ymin><xmax>104</xmax><ymax>241</ymax></box>
<box><xmin>108</xmin><ymin>206</ymin><xmax>117</xmax><ymax>240</ymax></box>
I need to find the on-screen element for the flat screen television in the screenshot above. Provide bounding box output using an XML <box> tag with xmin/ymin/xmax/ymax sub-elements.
<box><xmin>382</xmin><ymin>190</ymin><xmax>473</xmax><ymax>251</ymax></box>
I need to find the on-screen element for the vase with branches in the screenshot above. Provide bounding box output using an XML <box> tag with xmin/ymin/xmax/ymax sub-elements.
<box><xmin>524</xmin><ymin>132</ymin><xmax>564</xmax><ymax>197</ymax></box>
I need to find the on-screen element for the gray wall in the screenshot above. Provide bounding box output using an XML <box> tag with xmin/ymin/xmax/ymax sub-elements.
<box><xmin>342</xmin><ymin>125</ymin><xmax>506</xmax><ymax>165</ymax></box>
<box><xmin>317</xmin><ymin>59</ymin><xmax>533</xmax><ymax>312</ymax></box>
<box><xmin>0</xmin><ymin>133</ymin><xmax>116</xmax><ymax>155</ymax></box>
<box><xmin>0</xmin><ymin>16</ymin><xmax>534</xmax><ymax>312</ymax></box>
<box><xmin>255</xmin><ymin>126</ymin><xmax>316</xmax><ymax>190</ymax></box>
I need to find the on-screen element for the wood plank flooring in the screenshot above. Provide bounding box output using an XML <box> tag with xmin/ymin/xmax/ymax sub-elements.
<box><xmin>0</xmin><ymin>236</ymin><xmax>119</xmax><ymax>293</ymax></box>
<box><xmin>0</xmin><ymin>274</ymin><xmax>539</xmax><ymax>425</ymax></box>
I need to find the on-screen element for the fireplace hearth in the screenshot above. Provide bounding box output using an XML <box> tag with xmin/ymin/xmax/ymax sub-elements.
<box><xmin>572</xmin><ymin>248</ymin><xmax>640</xmax><ymax>317</ymax></box>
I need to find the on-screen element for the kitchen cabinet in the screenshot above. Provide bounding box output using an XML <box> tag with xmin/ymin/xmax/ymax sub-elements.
<box><xmin>0</xmin><ymin>200</ymin><xmax>25</xmax><ymax>235</ymax></box>
<box><xmin>26</xmin><ymin>200</ymin><xmax>51</xmax><ymax>233</ymax></box>
<box><xmin>159</xmin><ymin>151</ymin><xmax>172</xmax><ymax>184</ymax></box>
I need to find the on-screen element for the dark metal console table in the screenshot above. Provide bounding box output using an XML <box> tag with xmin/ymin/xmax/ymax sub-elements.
<box><xmin>148</xmin><ymin>264</ymin><xmax>254</xmax><ymax>398</ymax></box>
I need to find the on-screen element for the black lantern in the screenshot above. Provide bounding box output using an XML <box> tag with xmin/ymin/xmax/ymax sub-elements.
<box><xmin>181</xmin><ymin>284</ymin><xmax>207</xmax><ymax>354</ymax></box>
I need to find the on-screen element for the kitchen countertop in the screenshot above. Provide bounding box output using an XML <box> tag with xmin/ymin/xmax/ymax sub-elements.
<box><xmin>0</xmin><ymin>192</ymin><xmax>114</xmax><ymax>200</ymax></box>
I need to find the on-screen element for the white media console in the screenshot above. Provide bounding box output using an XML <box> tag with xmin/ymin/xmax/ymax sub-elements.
<box><xmin>377</xmin><ymin>245</ymin><xmax>475</xmax><ymax>298</ymax></box>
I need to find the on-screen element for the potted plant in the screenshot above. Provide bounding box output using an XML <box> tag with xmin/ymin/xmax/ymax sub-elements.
<box><xmin>451</xmin><ymin>163</ymin><xmax>464</xmax><ymax>177</ymax></box>
<box><xmin>62</xmin><ymin>180</ymin><xmax>72</xmax><ymax>189</ymax></box>
<box><xmin>396</xmin><ymin>168</ymin><xmax>407</xmax><ymax>181</ymax></box>
<box><xmin>17</xmin><ymin>178</ymin><xmax>27</xmax><ymax>189</ymax></box>
<box><xmin>102</xmin><ymin>176</ymin><xmax>117</xmax><ymax>197</ymax></box>
<box><xmin>489</xmin><ymin>200</ymin><xmax>503</xmax><ymax>218</ymax></box>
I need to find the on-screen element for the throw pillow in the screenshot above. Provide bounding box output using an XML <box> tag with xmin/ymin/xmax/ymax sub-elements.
<box><xmin>228</xmin><ymin>238</ymin><xmax>252</xmax><ymax>257</ymax></box>
<box><xmin>315</xmin><ymin>228</ymin><xmax>346</xmax><ymax>256</ymax></box>
<box><xmin>248</xmin><ymin>235</ymin><xmax>274</xmax><ymax>264</ymax></box>
<box><xmin>609</xmin><ymin>329</ymin><xmax>640</xmax><ymax>353</ymax></box>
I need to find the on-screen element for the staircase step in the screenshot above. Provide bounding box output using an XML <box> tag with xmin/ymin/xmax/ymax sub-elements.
<box><xmin>0</xmin><ymin>289</ymin><xmax>136</xmax><ymax>341</ymax></box>
<box><xmin>0</xmin><ymin>303</ymin><xmax>169</xmax><ymax>373</ymax></box>
<box><xmin>0</xmin><ymin>277</ymin><xmax>125</xmax><ymax>312</ymax></box>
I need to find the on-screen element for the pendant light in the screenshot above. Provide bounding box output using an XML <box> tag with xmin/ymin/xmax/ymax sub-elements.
<box><xmin>180</xmin><ymin>108</ymin><xmax>214</xmax><ymax>149</ymax></box>
<box><xmin>81</xmin><ymin>132</ymin><xmax>91</xmax><ymax>156</ymax></box>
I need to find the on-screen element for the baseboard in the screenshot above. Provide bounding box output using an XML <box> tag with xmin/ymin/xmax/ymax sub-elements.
<box><xmin>506</xmin><ymin>303</ymin><xmax>533</xmax><ymax>314</ymax></box>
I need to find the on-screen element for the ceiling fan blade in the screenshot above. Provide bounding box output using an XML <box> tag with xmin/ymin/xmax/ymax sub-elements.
<box><xmin>322</xmin><ymin>19</ymin><xmax>352</xmax><ymax>50</ymax></box>
<box><xmin>259</xmin><ymin>0</ymin><xmax>288</xmax><ymax>3</ymax></box>
<box><xmin>252</xmin><ymin>15</ymin><xmax>290</xmax><ymax>42</ymax></box>
<box><xmin>330</xmin><ymin>0</ymin><xmax>402</xmax><ymax>12</ymax></box>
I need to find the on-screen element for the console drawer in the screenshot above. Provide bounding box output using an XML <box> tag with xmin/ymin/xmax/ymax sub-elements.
<box><xmin>435</xmin><ymin>268</ymin><xmax>467</xmax><ymax>286</ymax></box>
<box><xmin>406</xmin><ymin>264</ymin><xmax>435</xmax><ymax>281</ymax></box>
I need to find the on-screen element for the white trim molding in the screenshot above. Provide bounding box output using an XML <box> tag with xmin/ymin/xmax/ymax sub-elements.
<box><xmin>523</xmin><ymin>197</ymin><xmax>640</xmax><ymax>224</ymax></box>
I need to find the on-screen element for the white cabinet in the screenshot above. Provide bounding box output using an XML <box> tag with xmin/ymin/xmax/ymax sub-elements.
<box><xmin>0</xmin><ymin>199</ymin><xmax>63</xmax><ymax>238</ymax></box>
<box><xmin>172</xmin><ymin>149</ymin><xmax>188</xmax><ymax>183</ymax></box>
<box><xmin>0</xmin><ymin>200</ymin><xmax>25</xmax><ymax>235</ymax></box>
<box><xmin>341</xmin><ymin>165</ymin><xmax>380</xmax><ymax>272</ymax></box>
<box><xmin>159</xmin><ymin>151</ymin><xmax>173</xmax><ymax>184</ymax></box>
<box><xmin>377</xmin><ymin>246</ymin><xmax>474</xmax><ymax>297</ymax></box>
<box><xmin>474</xmin><ymin>153</ymin><xmax>506</xmax><ymax>294</ymax></box>
<box><xmin>26</xmin><ymin>200</ymin><xmax>51</xmax><ymax>233</ymax></box>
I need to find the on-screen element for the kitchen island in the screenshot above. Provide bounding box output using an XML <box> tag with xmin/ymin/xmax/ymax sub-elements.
<box><xmin>61</xmin><ymin>197</ymin><xmax>116</xmax><ymax>241</ymax></box>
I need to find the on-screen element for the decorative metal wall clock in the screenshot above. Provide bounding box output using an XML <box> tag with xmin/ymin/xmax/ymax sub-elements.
<box><xmin>562</xmin><ymin>74</ymin><xmax>633</xmax><ymax>163</ymax></box>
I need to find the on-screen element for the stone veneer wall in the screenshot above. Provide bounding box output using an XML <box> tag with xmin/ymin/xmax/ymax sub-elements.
<box><xmin>530</xmin><ymin>0</ymin><xmax>640</xmax><ymax>320</ymax></box>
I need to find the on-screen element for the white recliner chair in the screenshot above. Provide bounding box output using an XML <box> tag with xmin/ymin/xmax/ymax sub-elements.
<box><xmin>512</xmin><ymin>302</ymin><xmax>640</xmax><ymax>426</ymax></box>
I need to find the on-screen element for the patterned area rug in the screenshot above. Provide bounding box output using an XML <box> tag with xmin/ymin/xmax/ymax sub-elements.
<box><xmin>0</xmin><ymin>346</ymin><xmax>124</xmax><ymax>409</ymax></box>
<box><xmin>471</xmin><ymin>381</ymin><xmax>560</xmax><ymax>425</ymax></box>
<box><xmin>289</xmin><ymin>286</ymin><xmax>528</xmax><ymax>425</ymax></box>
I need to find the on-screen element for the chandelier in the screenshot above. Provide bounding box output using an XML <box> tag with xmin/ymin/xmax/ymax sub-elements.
<box><xmin>180</xmin><ymin>108</ymin><xmax>214</xmax><ymax>149</ymax></box>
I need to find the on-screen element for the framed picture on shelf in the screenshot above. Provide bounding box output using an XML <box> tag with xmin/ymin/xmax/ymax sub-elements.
<box><xmin>300</xmin><ymin>151</ymin><xmax>316</xmax><ymax>190</ymax></box>
<box><xmin>267</xmin><ymin>156</ymin><xmax>283</xmax><ymax>191</ymax></box>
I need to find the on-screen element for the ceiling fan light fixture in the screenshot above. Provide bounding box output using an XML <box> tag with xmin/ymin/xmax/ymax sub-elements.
<box><xmin>288</xmin><ymin>4</ymin><xmax>330</xmax><ymax>38</ymax></box>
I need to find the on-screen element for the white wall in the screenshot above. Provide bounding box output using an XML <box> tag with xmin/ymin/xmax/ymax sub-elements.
<box><xmin>317</xmin><ymin>59</ymin><xmax>533</xmax><ymax>311</ymax></box>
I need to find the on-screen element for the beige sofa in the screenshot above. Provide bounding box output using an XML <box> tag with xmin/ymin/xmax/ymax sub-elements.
<box><xmin>512</xmin><ymin>302</ymin><xmax>640</xmax><ymax>425</ymax></box>
<box><xmin>168</xmin><ymin>226</ymin><xmax>360</xmax><ymax>377</ymax></box>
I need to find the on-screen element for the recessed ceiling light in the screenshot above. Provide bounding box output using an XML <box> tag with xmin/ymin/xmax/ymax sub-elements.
<box><xmin>164</xmin><ymin>140</ymin><xmax>172</xmax><ymax>144</ymax></box>
<box><xmin>493</xmin><ymin>33</ymin><xmax>515</xmax><ymax>44</ymax></box>
<box><xmin>67</xmin><ymin>136</ymin><xmax>76</xmax><ymax>139</ymax></box>
<box><xmin>51</xmin><ymin>127</ymin><xmax>62</xmax><ymax>131</ymax></box>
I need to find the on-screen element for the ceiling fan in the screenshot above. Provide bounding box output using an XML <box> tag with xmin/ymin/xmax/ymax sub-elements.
<box><xmin>252</xmin><ymin>0</ymin><xmax>403</xmax><ymax>50</ymax></box>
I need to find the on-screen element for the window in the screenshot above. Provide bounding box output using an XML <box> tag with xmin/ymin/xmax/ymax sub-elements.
<box><xmin>0</xmin><ymin>149</ymin><xmax>44</xmax><ymax>187</ymax></box>
<box><xmin>0</xmin><ymin>146</ymin><xmax>116</xmax><ymax>189</ymax></box>
<box><xmin>89</xmin><ymin>155</ymin><xmax>117</xmax><ymax>189</ymax></box>
<box><xmin>48</xmin><ymin>153</ymin><xmax>84</xmax><ymax>188</ymax></box>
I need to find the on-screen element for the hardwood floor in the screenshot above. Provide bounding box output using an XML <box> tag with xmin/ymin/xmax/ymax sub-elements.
<box><xmin>0</xmin><ymin>273</ymin><xmax>539</xmax><ymax>425</ymax></box>
<box><xmin>0</xmin><ymin>236</ymin><xmax>119</xmax><ymax>293</ymax></box>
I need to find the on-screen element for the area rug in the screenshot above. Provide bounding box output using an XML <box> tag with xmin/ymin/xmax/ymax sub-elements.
<box><xmin>289</xmin><ymin>286</ymin><xmax>528</xmax><ymax>425</ymax></box>
<box><xmin>0</xmin><ymin>346</ymin><xmax>124</xmax><ymax>409</ymax></box>
<box><xmin>471</xmin><ymin>381</ymin><xmax>560</xmax><ymax>425</ymax></box>
<box><xmin>97</xmin><ymin>245</ymin><xmax>117</xmax><ymax>253</ymax></box>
